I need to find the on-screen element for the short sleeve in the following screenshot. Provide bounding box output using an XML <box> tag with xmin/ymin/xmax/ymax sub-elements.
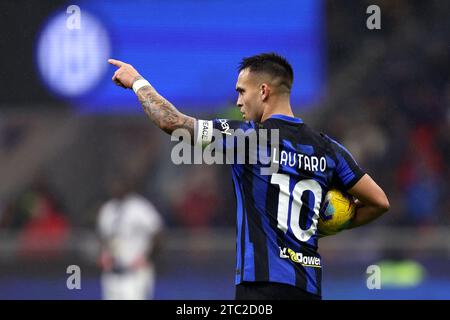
<box><xmin>139</xmin><ymin>201</ymin><xmax>163</xmax><ymax>236</ymax></box>
<box><xmin>97</xmin><ymin>203</ymin><xmax>110</xmax><ymax>238</ymax></box>
<box><xmin>328</xmin><ymin>136</ymin><xmax>365</xmax><ymax>190</ymax></box>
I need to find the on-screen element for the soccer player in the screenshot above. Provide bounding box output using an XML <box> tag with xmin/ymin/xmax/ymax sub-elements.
<box><xmin>108</xmin><ymin>53</ymin><xmax>389</xmax><ymax>300</ymax></box>
<box><xmin>97</xmin><ymin>176</ymin><xmax>163</xmax><ymax>300</ymax></box>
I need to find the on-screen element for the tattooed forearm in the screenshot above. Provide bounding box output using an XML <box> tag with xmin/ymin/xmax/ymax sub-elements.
<box><xmin>134</xmin><ymin>77</ymin><xmax>196</xmax><ymax>142</ymax></box>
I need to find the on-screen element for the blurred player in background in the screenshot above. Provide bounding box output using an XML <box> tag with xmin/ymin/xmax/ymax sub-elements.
<box><xmin>108</xmin><ymin>53</ymin><xmax>389</xmax><ymax>300</ymax></box>
<box><xmin>97</xmin><ymin>176</ymin><xmax>163</xmax><ymax>300</ymax></box>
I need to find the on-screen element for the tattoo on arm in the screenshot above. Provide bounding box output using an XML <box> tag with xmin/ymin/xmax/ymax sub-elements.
<box><xmin>134</xmin><ymin>76</ymin><xmax>196</xmax><ymax>142</ymax></box>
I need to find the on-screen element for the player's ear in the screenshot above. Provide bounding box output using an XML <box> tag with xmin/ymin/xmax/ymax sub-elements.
<box><xmin>260</xmin><ymin>83</ymin><xmax>270</xmax><ymax>101</ymax></box>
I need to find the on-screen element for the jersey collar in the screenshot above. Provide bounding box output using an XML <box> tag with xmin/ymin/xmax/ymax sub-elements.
<box><xmin>267</xmin><ymin>114</ymin><xmax>304</xmax><ymax>124</ymax></box>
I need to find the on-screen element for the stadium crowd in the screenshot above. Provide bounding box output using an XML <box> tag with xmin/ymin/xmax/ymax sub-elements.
<box><xmin>0</xmin><ymin>0</ymin><xmax>448</xmax><ymax>232</ymax></box>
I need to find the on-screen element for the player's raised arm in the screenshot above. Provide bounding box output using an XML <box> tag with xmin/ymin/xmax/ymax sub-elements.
<box><xmin>108</xmin><ymin>59</ymin><xmax>196</xmax><ymax>141</ymax></box>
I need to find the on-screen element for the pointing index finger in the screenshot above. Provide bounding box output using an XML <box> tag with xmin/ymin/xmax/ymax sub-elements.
<box><xmin>108</xmin><ymin>59</ymin><xmax>125</xmax><ymax>68</ymax></box>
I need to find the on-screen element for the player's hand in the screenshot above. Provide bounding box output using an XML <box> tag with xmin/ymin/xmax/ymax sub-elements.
<box><xmin>108</xmin><ymin>59</ymin><xmax>142</xmax><ymax>89</ymax></box>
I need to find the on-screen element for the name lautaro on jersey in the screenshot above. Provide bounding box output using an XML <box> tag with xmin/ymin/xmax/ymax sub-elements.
<box><xmin>272</xmin><ymin>147</ymin><xmax>327</xmax><ymax>172</ymax></box>
<box><xmin>214</xmin><ymin>119</ymin><xmax>327</xmax><ymax>173</ymax></box>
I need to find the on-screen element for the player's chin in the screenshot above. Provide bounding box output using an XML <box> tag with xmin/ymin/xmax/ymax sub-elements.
<box><xmin>243</xmin><ymin>112</ymin><xmax>254</xmax><ymax>121</ymax></box>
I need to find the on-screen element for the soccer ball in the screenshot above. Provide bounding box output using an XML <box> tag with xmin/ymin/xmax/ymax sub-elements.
<box><xmin>318</xmin><ymin>189</ymin><xmax>356</xmax><ymax>237</ymax></box>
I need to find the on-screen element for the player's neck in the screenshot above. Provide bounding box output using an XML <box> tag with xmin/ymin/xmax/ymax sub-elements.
<box><xmin>260</xmin><ymin>101</ymin><xmax>294</xmax><ymax>122</ymax></box>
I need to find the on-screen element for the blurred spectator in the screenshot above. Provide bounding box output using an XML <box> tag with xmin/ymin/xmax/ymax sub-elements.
<box><xmin>396</xmin><ymin>126</ymin><xmax>444</xmax><ymax>226</ymax></box>
<box><xmin>0</xmin><ymin>116</ymin><xmax>29</xmax><ymax>154</ymax></box>
<box><xmin>97</xmin><ymin>175</ymin><xmax>163</xmax><ymax>300</ymax></box>
<box><xmin>172</xmin><ymin>166</ymin><xmax>221</xmax><ymax>228</ymax></box>
<box><xmin>1</xmin><ymin>177</ymin><xmax>70</xmax><ymax>258</ymax></box>
<box><xmin>319</xmin><ymin>0</ymin><xmax>449</xmax><ymax>228</ymax></box>
<box><xmin>0</xmin><ymin>1</ymin><xmax>447</xmax><ymax>235</ymax></box>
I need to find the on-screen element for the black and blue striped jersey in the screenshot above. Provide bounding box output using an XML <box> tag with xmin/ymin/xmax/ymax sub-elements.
<box><xmin>195</xmin><ymin>114</ymin><xmax>365</xmax><ymax>297</ymax></box>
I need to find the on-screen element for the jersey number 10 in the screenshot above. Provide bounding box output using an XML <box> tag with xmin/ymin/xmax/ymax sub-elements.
<box><xmin>271</xmin><ymin>173</ymin><xmax>322</xmax><ymax>242</ymax></box>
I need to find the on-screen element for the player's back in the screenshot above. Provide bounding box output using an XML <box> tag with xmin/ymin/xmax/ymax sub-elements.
<box><xmin>200</xmin><ymin>114</ymin><xmax>364</xmax><ymax>296</ymax></box>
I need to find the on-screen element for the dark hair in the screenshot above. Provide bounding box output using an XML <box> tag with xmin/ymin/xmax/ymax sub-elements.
<box><xmin>238</xmin><ymin>53</ymin><xmax>294</xmax><ymax>91</ymax></box>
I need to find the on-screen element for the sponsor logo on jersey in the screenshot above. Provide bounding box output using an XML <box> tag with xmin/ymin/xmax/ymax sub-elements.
<box><xmin>279</xmin><ymin>247</ymin><xmax>322</xmax><ymax>268</ymax></box>
<box><xmin>218</xmin><ymin>119</ymin><xmax>232</xmax><ymax>135</ymax></box>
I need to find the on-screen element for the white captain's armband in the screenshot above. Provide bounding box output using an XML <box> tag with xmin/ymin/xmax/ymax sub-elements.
<box><xmin>132</xmin><ymin>78</ymin><xmax>151</xmax><ymax>93</ymax></box>
<box><xmin>195</xmin><ymin>120</ymin><xmax>213</xmax><ymax>147</ymax></box>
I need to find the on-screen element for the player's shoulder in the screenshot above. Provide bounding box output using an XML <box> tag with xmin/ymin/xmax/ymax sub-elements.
<box><xmin>99</xmin><ymin>199</ymin><xmax>117</xmax><ymax>214</ymax></box>
<box><xmin>262</xmin><ymin>114</ymin><xmax>304</xmax><ymax>128</ymax></box>
<box><xmin>214</xmin><ymin>118</ymin><xmax>255</xmax><ymax>131</ymax></box>
<box><xmin>318</xmin><ymin>131</ymin><xmax>337</xmax><ymax>145</ymax></box>
<box><xmin>294</xmin><ymin>123</ymin><xmax>345</xmax><ymax>158</ymax></box>
<box><xmin>127</xmin><ymin>194</ymin><xmax>160</xmax><ymax>215</ymax></box>
<box><xmin>319</xmin><ymin>132</ymin><xmax>352</xmax><ymax>155</ymax></box>
<box><xmin>128</xmin><ymin>195</ymin><xmax>163</xmax><ymax>227</ymax></box>
<box><xmin>262</xmin><ymin>115</ymin><xmax>320</xmax><ymax>138</ymax></box>
<box><xmin>97</xmin><ymin>200</ymin><xmax>118</xmax><ymax>223</ymax></box>
<box><xmin>261</xmin><ymin>115</ymin><xmax>333</xmax><ymax>145</ymax></box>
